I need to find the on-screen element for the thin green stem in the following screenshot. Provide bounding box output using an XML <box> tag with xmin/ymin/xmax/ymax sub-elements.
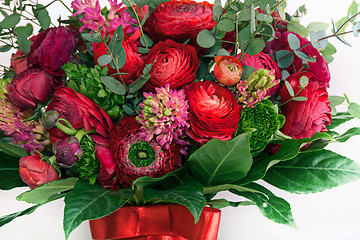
<box><xmin>125</xmin><ymin>0</ymin><xmax>148</xmax><ymax>48</ymax></box>
<box><xmin>58</xmin><ymin>0</ymin><xmax>72</xmax><ymax>13</ymax></box>
<box><xmin>280</xmin><ymin>87</ymin><xmax>304</xmax><ymax>106</ymax></box>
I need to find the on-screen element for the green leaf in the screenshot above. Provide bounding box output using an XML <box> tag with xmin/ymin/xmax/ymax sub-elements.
<box><xmin>188</xmin><ymin>133</ymin><xmax>253</xmax><ymax>186</ymax></box>
<box><xmin>207</xmin><ymin>199</ymin><xmax>254</xmax><ymax>209</ymax></box>
<box><xmin>231</xmin><ymin>183</ymin><xmax>297</xmax><ymax>228</ymax></box>
<box><xmin>246</xmin><ymin>38</ymin><xmax>265</xmax><ymax>55</ymax></box>
<box><xmin>0</xmin><ymin>140</ymin><xmax>27</xmax><ymax>158</ymax></box>
<box><xmin>100</xmin><ymin>76</ymin><xmax>126</xmax><ymax>95</ymax></box>
<box><xmin>276</xmin><ymin>50</ymin><xmax>293</xmax><ymax>68</ymax></box>
<box><xmin>238</xmin><ymin>132</ymin><xmax>334</xmax><ymax>185</ymax></box>
<box><xmin>348</xmin><ymin>1</ymin><xmax>358</xmax><ymax>18</ymax></box>
<box><xmin>0</xmin><ymin>45</ymin><xmax>12</xmax><ymax>52</ymax></box>
<box><xmin>310</xmin><ymin>31</ymin><xmax>328</xmax><ymax>49</ymax></box>
<box><xmin>63</xmin><ymin>180</ymin><xmax>134</xmax><ymax>239</ymax></box>
<box><xmin>307</xmin><ymin>22</ymin><xmax>329</xmax><ymax>32</ymax></box>
<box><xmin>287</xmin><ymin>33</ymin><xmax>300</xmax><ymax>50</ymax></box>
<box><xmin>0</xmin><ymin>205</ymin><xmax>40</xmax><ymax>228</ymax></box>
<box><xmin>0</xmin><ymin>151</ymin><xmax>26</xmax><ymax>190</ymax></box>
<box><xmin>32</xmin><ymin>4</ymin><xmax>51</xmax><ymax>29</ymax></box>
<box><xmin>81</xmin><ymin>33</ymin><xmax>101</xmax><ymax>43</ymax></box>
<box><xmin>287</xmin><ymin>21</ymin><xmax>309</xmax><ymax>37</ymax></box>
<box><xmin>327</xmin><ymin>112</ymin><xmax>354</xmax><ymax>130</ymax></box>
<box><xmin>241</xmin><ymin>65</ymin><xmax>255</xmax><ymax>80</ymax></box>
<box><xmin>238</xmin><ymin>7</ymin><xmax>251</xmax><ymax>21</ymax></box>
<box><xmin>292</xmin><ymin>96</ymin><xmax>307</xmax><ymax>101</ymax></box>
<box><xmin>238</xmin><ymin>25</ymin><xmax>251</xmax><ymax>44</ymax></box>
<box><xmin>17</xmin><ymin>178</ymin><xmax>78</xmax><ymax>204</ymax></box>
<box><xmin>216</xmin><ymin>18</ymin><xmax>235</xmax><ymax>32</ymax></box>
<box><xmin>329</xmin><ymin>96</ymin><xmax>345</xmax><ymax>106</ymax></box>
<box><xmin>203</xmin><ymin>184</ymin><xmax>262</xmax><ymax>195</ymax></box>
<box><xmin>1</xmin><ymin>13</ymin><xmax>20</xmax><ymax>29</ymax></box>
<box><xmin>143</xmin><ymin>181</ymin><xmax>206</xmax><ymax>223</ymax></box>
<box><xmin>250</xmin><ymin>3</ymin><xmax>256</xmax><ymax>34</ymax></box>
<box><xmin>97</xmin><ymin>55</ymin><xmax>112</xmax><ymax>67</ymax></box>
<box><xmin>284</xmin><ymin>80</ymin><xmax>294</xmax><ymax>97</ymax></box>
<box><xmin>299</xmin><ymin>76</ymin><xmax>309</xmax><ymax>87</ymax></box>
<box><xmin>335</xmin><ymin>127</ymin><xmax>360</xmax><ymax>143</ymax></box>
<box><xmin>197</xmin><ymin>29</ymin><xmax>216</xmax><ymax>48</ymax></box>
<box><xmin>348</xmin><ymin>102</ymin><xmax>360</xmax><ymax>119</ymax></box>
<box><xmin>17</xmin><ymin>34</ymin><xmax>31</xmax><ymax>54</ymax></box>
<box><xmin>14</xmin><ymin>24</ymin><xmax>33</xmax><ymax>37</ymax></box>
<box><xmin>212</xmin><ymin>0</ymin><xmax>223</xmax><ymax>21</ymax></box>
<box><xmin>320</xmin><ymin>42</ymin><xmax>337</xmax><ymax>55</ymax></box>
<box><xmin>256</xmin><ymin>13</ymin><xmax>273</xmax><ymax>23</ymax></box>
<box><xmin>264</xmin><ymin>149</ymin><xmax>360</xmax><ymax>194</ymax></box>
<box><xmin>128</xmin><ymin>74</ymin><xmax>150</xmax><ymax>93</ymax></box>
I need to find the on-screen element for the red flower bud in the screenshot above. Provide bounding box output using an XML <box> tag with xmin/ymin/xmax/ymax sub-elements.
<box><xmin>19</xmin><ymin>153</ymin><xmax>59</xmax><ymax>189</ymax></box>
<box><xmin>214</xmin><ymin>56</ymin><xmax>243</xmax><ymax>87</ymax></box>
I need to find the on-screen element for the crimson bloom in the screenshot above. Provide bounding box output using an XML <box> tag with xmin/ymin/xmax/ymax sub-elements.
<box><xmin>109</xmin><ymin>116</ymin><xmax>182</xmax><ymax>188</ymax></box>
<box><xmin>279</xmin><ymin>71</ymin><xmax>331</xmax><ymax>139</ymax></box>
<box><xmin>19</xmin><ymin>153</ymin><xmax>59</xmax><ymax>189</ymax></box>
<box><xmin>6</xmin><ymin>68</ymin><xmax>59</xmax><ymax>111</ymax></box>
<box><xmin>184</xmin><ymin>81</ymin><xmax>241</xmax><ymax>144</ymax></box>
<box><xmin>28</xmin><ymin>26</ymin><xmax>79</xmax><ymax>76</ymax></box>
<box><xmin>140</xmin><ymin>39</ymin><xmax>199</xmax><ymax>91</ymax></box>
<box><xmin>45</xmin><ymin>86</ymin><xmax>113</xmax><ymax>142</ymax></box>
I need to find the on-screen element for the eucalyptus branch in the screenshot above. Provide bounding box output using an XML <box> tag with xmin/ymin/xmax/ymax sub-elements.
<box><xmin>125</xmin><ymin>0</ymin><xmax>148</xmax><ymax>48</ymax></box>
<box><xmin>239</xmin><ymin>22</ymin><xmax>264</xmax><ymax>60</ymax></box>
<box><xmin>280</xmin><ymin>87</ymin><xmax>304</xmax><ymax>106</ymax></box>
<box><xmin>336</xmin><ymin>11</ymin><xmax>360</xmax><ymax>34</ymax></box>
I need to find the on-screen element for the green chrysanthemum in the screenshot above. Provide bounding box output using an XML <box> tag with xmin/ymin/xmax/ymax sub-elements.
<box><xmin>236</xmin><ymin>99</ymin><xmax>285</xmax><ymax>156</ymax></box>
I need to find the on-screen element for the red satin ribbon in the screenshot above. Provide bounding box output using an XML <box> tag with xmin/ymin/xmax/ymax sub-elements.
<box><xmin>89</xmin><ymin>205</ymin><xmax>221</xmax><ymax>240</ymax></box>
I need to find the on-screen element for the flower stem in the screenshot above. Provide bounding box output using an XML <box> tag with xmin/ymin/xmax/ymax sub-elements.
<box><xmin>55</xmin><ymin>119</ymin><xmax>78</xmax><ymax>136</ymax></box>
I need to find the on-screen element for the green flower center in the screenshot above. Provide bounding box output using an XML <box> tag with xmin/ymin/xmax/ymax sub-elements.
<box><xmin>129</xmin><ymin>141</ymin><xmax>156</xmax><ymax>167</ymax></box>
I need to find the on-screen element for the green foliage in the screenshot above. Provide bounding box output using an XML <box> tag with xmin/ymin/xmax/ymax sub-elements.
<box><xmin>143</xmin><ymin>181</ymin><xmax>206</xmax><ymax>223</ymax></box>
<box><xmin>63</xmin><ymin>180</ymin><xmax>134</xmax><ymax>239</ymax></box>
<box><xmin>63</xmin><ymin>63</ymin><xmax>125</xmax><ymax>119</ymax></box>
<box><xmin>188</xmin><ymin>133</ymin><xmax>253</xmax><ymax>186</ymax></box>
<box><xmin>231</xmin><ymin>183</ymin><xmax>297</xmax><ymax>228</ymax></box>
<box><xmin>1</xmin><ymin>13</ymin><xmax>20</xmax><ymax>29</ymax></box>
<box><xmin>75</xmin><ymin>135</ymin><xmax>100</xmax><ymax>184</ymax></box>
<box><xmin>236</xmin><ymin>100</ymin><xmax>285</xmax><ymax>156</ymax></box>
<box><xmin>0</xmin><ymin>151</ymin><xmax>26</xmax><ymax>190</ymax></box>
<box><xmin>17</xmin><ymin>178</ymin><xmax>78</xmax><ymax>204</ymax></box>
<box><xmin>264</xmin><ymin>150</ymin><xmax>360</xmax><ymax>193</ymax></box>
<box><xmin>32</xmin><ymin>4</ymin><xmax>51</xmax><ymax>29</ymax></box>
<box><xmin>0</xmin><ymin>205</ymin><xmax>40</xmax><ymax>228</ymax></box>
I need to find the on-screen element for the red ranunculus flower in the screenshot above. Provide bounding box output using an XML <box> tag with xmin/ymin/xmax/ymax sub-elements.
<box><xmin>6</xmin><ymin>68</ymin><xmax>59</xmax><ymax>111</ymax></box>
<box><xmin>238</xmin><ymin>52</ymin><xmax>281</xmax><ymax>95</ymax></box>
<box><xmin>265</xmin><ymin>31</ymin><xmax>331</xmax><ymax>87</ymax></box>
<box><xmin>140</xmin><ymin>39</ymin><xmax>199</xmax><ymax>91</ymax></box>
<box><xmin>45</xmin><ymin>86</ymin><xmax>113</xmax><ymax>143</ymax></box>
<box><xmin>109</xmin><ymin>116</ymin><xmax>182</xmax><ymax>188</ymax></box>
<box><xmin>19</xmin><ymin>153</ymin><xmax>59</xmax><ymax>189</ymax></box>
<box><xmin>93</xmin><ymin>34</ymin><xmax>144</xmax><ymax>85</ymax></box>
<box><xmin>143</xmin><ymin>0</ymin><xmax>215</xmax><ymax>45</ymax></box>
<box><xmin>279</xmin><ymin>71</ymin><xmax>331</xmax><ymax>139</ymax></box>
<box><xmin>28</xmin><ymin>26</ymin><xmax>79</xmax><ymax>76</ymax></box>
<box><xmin>184</xmin><ymin>81</ymin><xmax>241</xmax><ymax>144</ymax></box>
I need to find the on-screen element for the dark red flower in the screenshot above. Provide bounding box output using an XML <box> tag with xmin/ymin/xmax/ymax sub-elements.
<box><xmin>93</xmin><ymin>33</ymin><xmax>144</xmax><ymax>85</ymax></box>
<box><xmin>184</xmin><ymin>81</ymin><xmax>241</xmax><ymax>144</ymax></box>
<box><xmin>6</xmin><ymin>68</ymin><xmax>58</xmax><ymax>111</ymax></box>
<box><xmin>45</xmin><ymin>86</ymin><xmax>113</xmax><ymax>143</ymax></box>
<box><xmin>238</xmin><ymin>52</ymin><xmax>281</xmax><ymax>95</ymax></box>
<box><xmin>265</xmin><ymin>31</ymin><xmax>331</xmax><ymax>87</ymax></box>
<box><xmin>109</xmin><ymin>116</ymin><xmax>181</xmax><ymax>188</ymax></box>
<box><xmin>140</xmin><ymin>39</ymin><xmax>199</xmax><ymax>91</ymax></box>
<box><xmin>11</xmin><ymin>50</ymin><xmax>28</xmax><ymax>75</ymax></box>
<box><xmin>53</xmin><ymin>136</ymin><xmax>83</xmax><ymax>168</ymax></box>
<box><xmin>143</xmin><ymin>0</ymin><xmax>215</xmax><ymax>45</ymax></box>
<box><xmin>279</xmin><ymin>71</ymin><xmax>331</xmax><ymax>139</ymax></box>
<box><xmin>28</xmin><ymin>26</ymin><xmax>79</xmax><ymax>76</ymax></box>
<box><xmin>19</xmin><ymin>153</ymin><xmax>59</xmax><ymax>189</ymax></box>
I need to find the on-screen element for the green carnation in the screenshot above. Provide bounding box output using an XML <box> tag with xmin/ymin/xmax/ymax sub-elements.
<box><xmin>236</xmin><ymin>99</ymin><xmax>285</xmax><ymax>156</ymax></box>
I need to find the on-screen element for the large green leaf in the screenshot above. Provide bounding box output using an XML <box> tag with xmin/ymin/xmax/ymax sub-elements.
<box><xmin>17</xmin><ymin>178</ymin><xmax>78</xmax><ymax>204</ymax></box>
<box><xmin>264</xmin><ymin>149</ymin><xmax>360</xmax><ymax>194</ymax></box>
<box><xmin>239</xmin><ymin>132</ymin><xmax>334</xmax><ymax>185</ymax></box>
<box><xmin>63</xmin><ymin>180</ymin><xmax>134</xmax><ymax>239</ymax></box>
<box><xmin>327</xmin><ymin>112</ymin><xmax>354</xmax><ymax>130</ymax></box>
<box><xmin>231</xmin><ymin>183</ymin><xmax>297</xmax><ymax>228</ymax></box>
<box><xmin>0</xmin><ymin>140</ymin><xmax>28</xmax><ymax>158</ymax></box>
<box><xmin>203</xmin><ymin>184</ymin><xmax>262</xmax><ymax>195</ymax></box>
<box><xmin>0</xmin><ymin>205</ymin><xmax>40</xmax><ymax>228</ymax></box>
<box><xmin>187</xmin><ymin>133</ymin><xmax>253</xmax><ymax>186</ymax></box>
<box><xmin>143</xmin><ymin>181</ymin><xmax>206</xmax><ymax>223</ymax></box>
<box><xmin>0</xmin><ymin>152</ymin><xmax>26</xmax><ymax>190</ymax></box>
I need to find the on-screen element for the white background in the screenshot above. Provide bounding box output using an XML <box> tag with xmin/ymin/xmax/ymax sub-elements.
<box><xmin>1</xmin><ymin>0</ymin><xmax>360</xmax><ymax>239</ymax></box>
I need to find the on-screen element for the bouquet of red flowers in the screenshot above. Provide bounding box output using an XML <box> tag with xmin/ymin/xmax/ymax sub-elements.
<box><xmin>1</xmin><ymin>0</ymin><xmax>360</xmax><ymax>239</ymax></box>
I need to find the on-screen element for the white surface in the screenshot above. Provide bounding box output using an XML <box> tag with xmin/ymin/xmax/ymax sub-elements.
<box><xmin>1</xmin><ymin>0</ymin><xmax>360</xmax><ymax>239</ymax></box>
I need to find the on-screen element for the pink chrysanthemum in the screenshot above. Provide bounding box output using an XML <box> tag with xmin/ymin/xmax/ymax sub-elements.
<box><xmin>137</xmin><ymin>84</ymin><xmax>190</xmax><ymax>150</ymax></box>
<box><xmin>0</xmin><ymin>99</ymin><xmax>51</xmax><ymax>153</ymax></box>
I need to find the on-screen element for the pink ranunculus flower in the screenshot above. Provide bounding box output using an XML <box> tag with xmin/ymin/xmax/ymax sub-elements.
<box><xmin>214</xmin><ymin>55</ymin><xmax>243</xmax><ymax>87</ymax></box>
